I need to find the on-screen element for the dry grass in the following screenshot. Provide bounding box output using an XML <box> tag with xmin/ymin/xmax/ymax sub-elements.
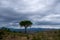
<box><xmin>0</xmin><ymin>29</ymin><xmax>60</xmax><ymax>40</ymax></box>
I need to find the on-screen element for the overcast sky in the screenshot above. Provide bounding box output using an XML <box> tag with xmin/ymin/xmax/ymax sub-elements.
<box><xmin>0</xmin><ymin>0</ymin><xmax>60</xmax><ymax>29</ymax></box>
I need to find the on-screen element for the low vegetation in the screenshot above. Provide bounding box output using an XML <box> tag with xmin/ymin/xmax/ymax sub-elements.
<box><xmin>0</xmin><ymin>27</ymin><xmax>60</xmax><ymax>40</ymax></box>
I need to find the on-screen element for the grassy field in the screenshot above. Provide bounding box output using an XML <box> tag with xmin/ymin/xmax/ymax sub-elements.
<box><xmin>0</xmin><ymin>29</ymin><xmax>60</xmax><ymax>40</ymax></box>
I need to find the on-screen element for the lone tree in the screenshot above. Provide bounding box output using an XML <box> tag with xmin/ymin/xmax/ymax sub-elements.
<box><xmin>19</xmin><ymin>20</ymin><xmax>32</xmax><ymax>33</ymax></box>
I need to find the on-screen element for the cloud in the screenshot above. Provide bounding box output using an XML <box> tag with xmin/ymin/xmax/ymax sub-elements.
<box><xmin>0</xmin><ymin>8</ymin><xmax>28</xmax><ymax>27</ymax></box>
<box><xmin>14</xmin><ymin>0</ymin><xmax>58</xmax><ymax>13</ymax></box>
<box><xmin>0</xmin><ymin>0</ymin><xmax>60</xmax><ymax>29</ymax></box>
<box><xmin>0</xmin><ymin>0</ymin><xmax>58</xmax><ymax>13</ymax></box>
<box><xmin>31</xmin><ymin>25</ymin><xmax>60</xmax><ymax>29</ymax></box>
<box><xmin>40</xmin><ymin>14</ymin><xmax>60</xmax><ymax>22</ymax></box>
<box><xmin>54</xmin><ymin>3</ymin><xmax>60</xmax><ymax>14</ymax></box>
<box><xmin>28</xmin><ymin>14</ymin><xmax>60</xmax><ymax>25</ymax></box>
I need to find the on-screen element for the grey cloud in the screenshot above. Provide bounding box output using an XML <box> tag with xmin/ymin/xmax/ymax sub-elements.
<box><xmin>36</xmin><ymin>21</ymin><xmax>60</xmax><ymax>25</ymax></box>
<box><xmin>0</xmin><ymin>8</ymin><xmax>29</xmax><ymax>27</ymax></box>
<box><xmin>0</xmin><ymin>0</ymin><xmax>60</xmax><ymax>28</ymax></box>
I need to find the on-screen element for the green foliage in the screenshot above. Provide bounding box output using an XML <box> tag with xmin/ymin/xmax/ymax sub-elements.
<box><xmin>19</xmin><ymin>20</ymin><xmax>33</xmax><ymax>33</ymax></box>
<box><xmin>19</xmin><ymin>20</ymin><xmax>32</xmax><ymax>27</ymax></box>
<box><xmin>0</xmin><ymin>27</ymin><xmax>11</xmax><ymax>32</ymax></box>
<box><xmin>0</xmin><ymin>27</ymin><xmax>11</xmax><ymax>40</ymax></box>
<box><xmin>0</xmin><ymin>31</ymin><xmax>5</xmax><ymax>40</ymax></box>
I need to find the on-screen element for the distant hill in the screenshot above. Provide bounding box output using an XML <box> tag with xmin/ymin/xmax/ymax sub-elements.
<box><xmin>0</xmin><ymin>27</ymin><xmax>60</xmax><ymax>33</ymax></box>
<box><xmin>6</xmin><ymin>28</ymin><xmax>59</xmax><ymax>33</ymax></box>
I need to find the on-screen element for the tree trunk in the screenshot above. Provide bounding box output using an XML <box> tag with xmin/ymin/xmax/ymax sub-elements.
<box><xmin>25</xmin><ymin>27</ymin><xmax>27</xmax><ymax>33</ymax></box>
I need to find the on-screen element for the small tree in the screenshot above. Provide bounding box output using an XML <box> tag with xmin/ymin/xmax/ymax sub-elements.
<box><xmin>19</xmin><ymin>20</ymin><xmax>32</xmax><ymax>33</ymax></box>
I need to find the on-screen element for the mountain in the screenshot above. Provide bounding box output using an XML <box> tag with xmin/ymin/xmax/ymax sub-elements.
<box><xmin>9</xmin><ymin>28</ymin><xmax>58</xmax><ymax>33</ymax></box>
<box><xmin>0</xmin><ymin>27</ymin><xmax>59</xmax><ymax>33</ymax></box>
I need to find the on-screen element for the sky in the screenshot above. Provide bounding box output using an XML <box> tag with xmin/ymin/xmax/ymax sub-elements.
<box><xmin>0</xmin><ymin>0</ymin><xmax>60</xmax><ymax>29</ymax></box>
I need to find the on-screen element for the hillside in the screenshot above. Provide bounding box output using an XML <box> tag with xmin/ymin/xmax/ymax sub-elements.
<box><xmin>0</xmin><ymin>29</ymin><xmax>60</xmax><ymax>40</ymax></box>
